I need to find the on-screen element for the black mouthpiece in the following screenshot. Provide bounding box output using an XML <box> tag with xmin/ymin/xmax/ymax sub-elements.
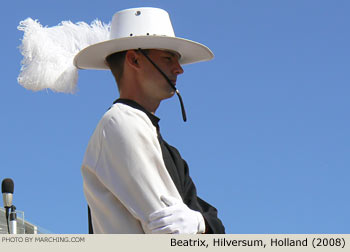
<box><xmin>2</xmin><ymin>178</ymin><xmax>14</xmax><ymax>194</ymax></box>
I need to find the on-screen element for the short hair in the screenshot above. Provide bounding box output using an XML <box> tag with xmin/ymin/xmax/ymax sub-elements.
<box><xmin>105</xmin><ymin>49</ymin><xmax>151</xmax><ymax>87</ymax></box>
<box><xmin>105</xmin><ymin>51</ymin><xmax>127</xmax><ymax>84</ymax></box>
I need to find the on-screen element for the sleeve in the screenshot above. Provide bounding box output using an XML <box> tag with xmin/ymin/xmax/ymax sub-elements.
<box><xmin>92</xmin><ymin>109</ymin><xmax>182</xmax><ymax>232</ymax></box>
<box><xmin>182</xmin><ymin>160</ymin><xmax>226</xmax><ymax>234</ymax></box>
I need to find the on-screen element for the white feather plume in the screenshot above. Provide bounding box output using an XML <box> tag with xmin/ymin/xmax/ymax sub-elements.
<box><xmin>18</xmin><ymin>18</ymin><xmax>110</xmax><ymax>93</ymax></box>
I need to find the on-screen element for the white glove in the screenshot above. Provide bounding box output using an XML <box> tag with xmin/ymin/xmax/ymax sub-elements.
<box><xmin>147</xmin><ymin>195</ymin><xmax>206</xmax><ymax>234</ymax></box>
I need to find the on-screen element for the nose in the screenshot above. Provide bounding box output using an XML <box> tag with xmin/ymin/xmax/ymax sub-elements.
<box><xmin>173</xmin><ymin>60</ymin><xmax>184</xmax><ymax>75</ymax></box>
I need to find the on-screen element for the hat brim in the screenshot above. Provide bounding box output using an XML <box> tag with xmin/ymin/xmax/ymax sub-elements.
<box><xmin>74</xmin><ymin>36</ymin><xmax>214</xmax><ymax>70</ymax></box>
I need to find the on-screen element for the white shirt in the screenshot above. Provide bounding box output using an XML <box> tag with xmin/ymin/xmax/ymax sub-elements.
<box><xmin>81</xmin><ymin>102</ymin><xmax>182</xmax><ymax>233</ymax></box>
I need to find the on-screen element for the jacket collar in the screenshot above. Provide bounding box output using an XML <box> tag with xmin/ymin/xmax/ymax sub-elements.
<box><xmin>113</xmin><ymin>98</ymin><xmax>160</xmax><ymax>128</ymax></box>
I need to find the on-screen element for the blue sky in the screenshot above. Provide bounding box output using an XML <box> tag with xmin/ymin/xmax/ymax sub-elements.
<box><xmin>1</xmin><ymin>0</ymin><xmax>349</xmax><ymax>233</ymax></box>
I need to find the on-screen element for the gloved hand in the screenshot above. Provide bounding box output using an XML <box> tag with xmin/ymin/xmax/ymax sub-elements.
<box><xmin>147</xmin><ymin>195</ymin><xmax>206</xmax><ymax>234</ymax></box>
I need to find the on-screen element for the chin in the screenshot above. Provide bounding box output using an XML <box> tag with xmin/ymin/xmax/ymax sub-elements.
<box><xmin>168</xmin><ymin>91</ymin><xmax>176</xmax><ymax>98</ymax></box>
<box><xmin>161</xmin><ymin>91</ymin><xmax>175</xmax><ymax>100</ymax></box>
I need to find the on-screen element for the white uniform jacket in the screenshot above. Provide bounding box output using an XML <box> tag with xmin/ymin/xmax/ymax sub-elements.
<box><xmin>81</xmin><ymin>101</ymin><xmax>182</xmax><ymax>233</ymax></box>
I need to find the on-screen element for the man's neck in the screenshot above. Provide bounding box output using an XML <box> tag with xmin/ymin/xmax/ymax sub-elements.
<box><xmin>119</xmin><ymin>94</ymin><xmax>160</xmax><ymax>114</ymax></box>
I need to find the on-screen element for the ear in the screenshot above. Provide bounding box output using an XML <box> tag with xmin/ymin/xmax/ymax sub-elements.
<box><xmin>125</xmin><ymin>50</ymin><xmax>140</xmax><ymax>70</ymax></box>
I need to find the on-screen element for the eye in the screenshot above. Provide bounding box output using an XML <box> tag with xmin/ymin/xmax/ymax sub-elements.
<box><xmin>163</xmin><ymin>56</ymin><xmax>172</xmax><ymax>61</ymax></box>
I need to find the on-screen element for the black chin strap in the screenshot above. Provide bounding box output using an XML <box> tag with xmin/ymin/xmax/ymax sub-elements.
<box><xmin>138</xmin><ymin>49</ymin><xmax>187</xmax><ymax>122</ymax></box>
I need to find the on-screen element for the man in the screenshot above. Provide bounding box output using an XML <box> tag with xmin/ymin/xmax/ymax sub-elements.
<box><xmin>78</xmin><ymin>7</ymin><xmax>225</xmax><ymax>234</ymax></box>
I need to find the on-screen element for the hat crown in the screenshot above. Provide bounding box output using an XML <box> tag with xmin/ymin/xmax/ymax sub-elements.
<box><xmin>73</xmin><ymin>7</ymin><xmax>213</xmax><ymax>70</ymax></box>
<box><xmin>110</xmin><ymin>7</ymin><xmax>175</xmax><ymax>39</ymax></box>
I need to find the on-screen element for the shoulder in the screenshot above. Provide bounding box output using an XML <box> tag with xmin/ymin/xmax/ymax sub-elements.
<box><xmin>82</xmin><ymin>102</ymin><xmax>158</xmax><ymax>169</ymax></box>
<box><xmin>102</xmin><ymin>103</ymin><xmax>153</xmax><ymax>129</ymax></box>
<box><xmin>99</xmin><ymin>103</ymin><xmax>157</xmax><ymax>141</ymax></box>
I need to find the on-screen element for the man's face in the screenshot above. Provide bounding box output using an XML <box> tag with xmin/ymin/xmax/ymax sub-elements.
<box><xmin>139</xmin><ymin>49</ymin><xmax>184</xmax><ymax>101</ymax></box>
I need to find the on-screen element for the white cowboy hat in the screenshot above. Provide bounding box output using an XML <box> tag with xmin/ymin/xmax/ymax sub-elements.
<box><xmin>17</xmin><ymin>7</ymin><xmax>213</xmax><ymax>93</ymax></box>
<box><xmin>74</xmin><ymin>7</ymin><xmax>214</xmax><ymax>70</ymax></box>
